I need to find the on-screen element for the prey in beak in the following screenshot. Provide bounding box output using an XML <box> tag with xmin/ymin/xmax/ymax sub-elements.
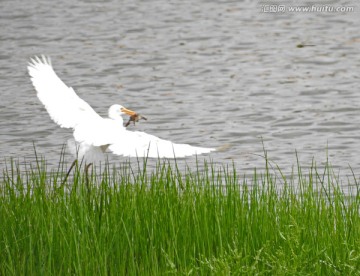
<box><xmin>121</xmin><ymin>107</ymin><xmax>147</xmax><ymax>127</ymax></box>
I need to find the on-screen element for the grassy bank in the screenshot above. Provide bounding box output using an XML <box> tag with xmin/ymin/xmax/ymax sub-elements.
<box><xmin>1</xmin><ymin>155</ymin><xmax>360</xmax><ymax>275</ymax></box>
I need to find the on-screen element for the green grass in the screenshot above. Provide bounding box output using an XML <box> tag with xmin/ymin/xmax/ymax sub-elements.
<box><xmin>1</xmin><ymin>153</ymin><xmax>360</xmax><ymax>275</ymax></box>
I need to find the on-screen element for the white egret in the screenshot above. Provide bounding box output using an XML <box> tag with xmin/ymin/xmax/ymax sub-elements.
<box><xmin>28</xmin><ymin>56</ymin><xmax>215</xmax><ymax>163</ymax></box>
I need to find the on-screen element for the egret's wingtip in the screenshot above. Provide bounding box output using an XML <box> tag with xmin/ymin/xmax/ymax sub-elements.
<box><xmin>41</xmin><ymin>55</ymin><xmax>51</xmax><ymax>65</ymax></box>
<box><xmin>28</xmin><ymin>55</ymin><xmax>52</xmax><ymax>66</ymax></box>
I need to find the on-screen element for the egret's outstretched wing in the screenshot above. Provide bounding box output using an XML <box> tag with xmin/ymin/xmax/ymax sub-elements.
<box><xmin>28</xmin><ymin>56</ymin><xmax>102</xmax><ymax>129</ymax></box>
<box><xmin>109</xmin><ymin>130</ymin><xmax>215</xmax><ymax>158</ymax></box>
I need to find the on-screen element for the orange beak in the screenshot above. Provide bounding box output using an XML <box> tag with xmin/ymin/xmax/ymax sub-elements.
<box><xmin>120</xmin><ymin>107</ymin><xmax>137</xmax><ymax>116</ymax></box>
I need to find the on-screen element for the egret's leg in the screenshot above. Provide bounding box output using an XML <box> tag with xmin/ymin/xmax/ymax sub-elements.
<box><xmin>62</xmin><ymin>159</ymin><xmax>77</xmax><ymax>185</ymax></box>
<box><xmin>85</xmin><ymin>163</ymin><xmax>93</xmax><ymax>192</ymax></box>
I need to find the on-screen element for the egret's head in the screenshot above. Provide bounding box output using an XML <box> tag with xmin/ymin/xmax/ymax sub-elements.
<box><xmin>108</xmin><ymin>104</ymin><xmax>136</xmax><ymax>120</ymax></box>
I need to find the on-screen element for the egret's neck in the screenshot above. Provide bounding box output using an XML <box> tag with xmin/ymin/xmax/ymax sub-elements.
<box><xmin>109</xmin><ymin>113</ymin><xmax>124</xmax><ymax>123</ymax></box>
<box><xmin>108</xmin><ymin>108</ymin><xmax>124</xmax><ymax>123</ymax></box>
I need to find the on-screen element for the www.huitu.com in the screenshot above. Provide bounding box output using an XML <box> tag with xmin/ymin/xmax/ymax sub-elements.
<box><xmin>261</xmin><ymin>5</ymin><xmax>355</xmax><ymax>13</ymax></box>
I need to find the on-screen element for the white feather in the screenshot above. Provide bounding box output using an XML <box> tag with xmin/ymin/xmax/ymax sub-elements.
<box><xmin>108</xmin><ymin>130</ymin><xmax>213</xmax><ymax>158</ymax></box>
<box><xmin>28</xmin><ymin>56</ymin><xmax>101</xmax><ymax>129</ymax></box>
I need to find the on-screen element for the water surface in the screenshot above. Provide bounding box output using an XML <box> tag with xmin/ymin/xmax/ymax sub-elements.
<box><xmin>1</xmin><ymin>0</ymin><xmax>359</xmax><ymax>180</ymax></box>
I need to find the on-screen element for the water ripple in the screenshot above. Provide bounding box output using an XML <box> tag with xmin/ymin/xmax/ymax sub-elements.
<box><xmin>0</xmin><ymin>0</ymin><xmax>359</xmax><ymax>179</ymax></box>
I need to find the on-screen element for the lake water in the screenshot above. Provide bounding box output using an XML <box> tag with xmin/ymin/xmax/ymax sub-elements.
<box><xmin>1</xmin><ymin>0</ymin><xmax>359</xmax><ymax>182</ymax></box>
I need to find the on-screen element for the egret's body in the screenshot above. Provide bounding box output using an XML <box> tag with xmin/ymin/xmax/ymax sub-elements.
<box><xmin>28</xmin><ymin>56</ymin><xmax>214</xmax><ymax>162</ymax></box>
